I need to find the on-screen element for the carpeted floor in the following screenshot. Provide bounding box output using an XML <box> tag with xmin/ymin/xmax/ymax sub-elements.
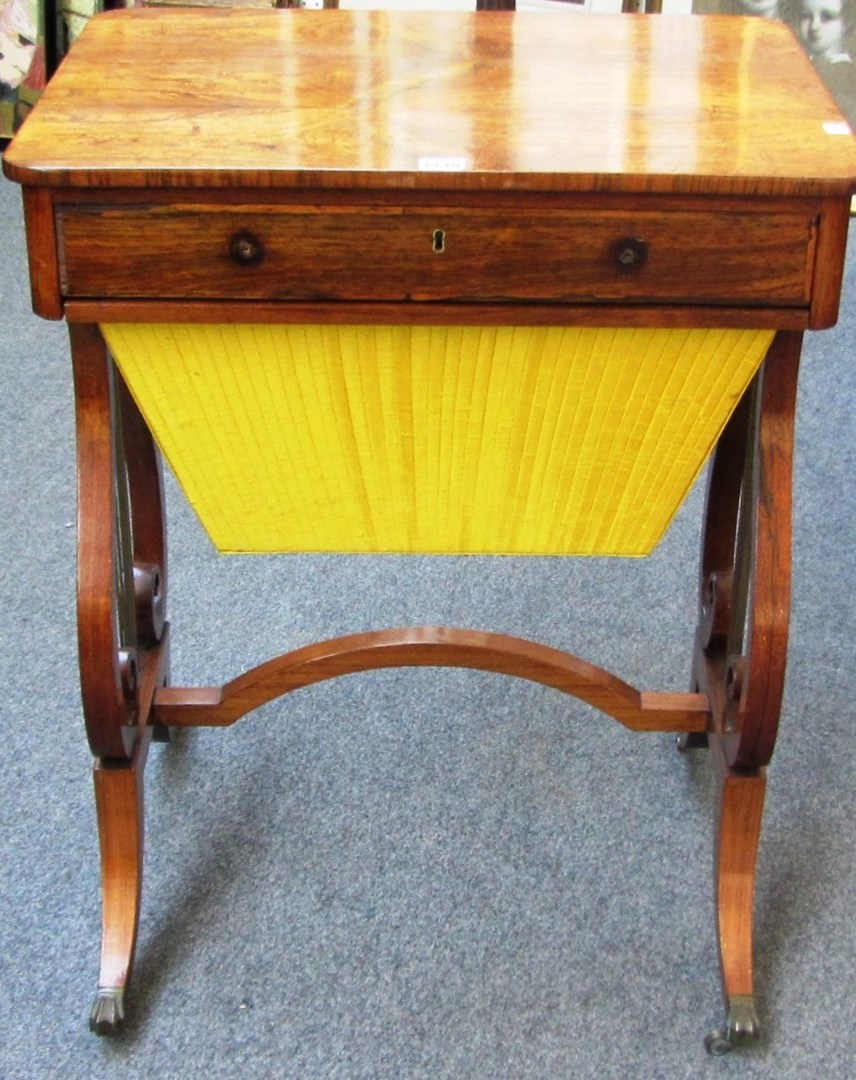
<box><xmin>0</xmin><ymin>168</ymin><xmax>853</xmax><ymax>1079</ymax></box>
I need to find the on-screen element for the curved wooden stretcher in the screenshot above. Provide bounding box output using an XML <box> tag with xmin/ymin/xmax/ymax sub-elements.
<box><xmin>4</xmin><ymin>5</ymin><xmax>855</xmax><ymax>1053</ymax></box>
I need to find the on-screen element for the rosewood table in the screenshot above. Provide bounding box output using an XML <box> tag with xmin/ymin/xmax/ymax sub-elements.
<box><xmin>4</xmin><ymin>7</ymin><xmax>856</xmax><ymax>1052</ymax></box>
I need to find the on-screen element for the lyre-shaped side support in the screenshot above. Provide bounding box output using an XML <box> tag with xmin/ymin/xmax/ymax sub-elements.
<box><xmin>70</xmin><ymin>323</ymin><xmax>170</xmax><ymax>1033</ymax></box>
<box><xmin>689</xmin><ymin>329</ymin><xmax>801</xmax><ymax>1053</ymax></box>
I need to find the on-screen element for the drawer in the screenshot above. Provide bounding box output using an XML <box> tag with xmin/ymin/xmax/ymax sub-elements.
<box><xmin>56</xmin><ymin>204</ymin><xmax>815</xmax><ymax>307</ymax></box>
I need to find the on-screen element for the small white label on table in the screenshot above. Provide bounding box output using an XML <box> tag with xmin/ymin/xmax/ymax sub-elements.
<box><xmin>418</xmin><ymin>156</ymin><xmax>469</xmax><ymax>172</ymax></box>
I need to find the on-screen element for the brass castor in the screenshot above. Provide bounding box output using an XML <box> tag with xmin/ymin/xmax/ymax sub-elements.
<box><xmin>704</xmin><ymin>995</ymin><xmax>761</xmax><ymax>1055</ymax></box>
<box><xmin>89</xmin><ymin>988</ymin><xmax>125</xmax><ymax>1036</ymax></box>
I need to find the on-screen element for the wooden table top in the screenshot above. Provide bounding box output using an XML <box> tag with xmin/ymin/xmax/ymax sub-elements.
<box><xmin>4</xmin><ymin>9</ymin><xmax>856</xmax><ymax>198</ymax></box>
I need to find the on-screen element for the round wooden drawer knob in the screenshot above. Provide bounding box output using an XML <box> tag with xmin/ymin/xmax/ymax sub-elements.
<box><xmin>612</xmin><ymin>237</ymin><xmax>648</xmax><ymax>272</ymax></box>
<box><xmin>229</xmin><ymin>231</ymin><xmax>265</xmax><ymax>267</ymax></box>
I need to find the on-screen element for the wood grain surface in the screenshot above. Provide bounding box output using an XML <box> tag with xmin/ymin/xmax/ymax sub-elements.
<box><xmin>55</xmin><ymin>202</ymin><xmax>816</xmax><ymax>305</ymax></box>
<box><xmin>4</xmin><ymin>10</ymin><xmax>856</xmax><ymax>195</ymax></box>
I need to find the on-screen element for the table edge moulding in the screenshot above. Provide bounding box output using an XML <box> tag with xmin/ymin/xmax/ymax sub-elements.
<box><xmin>3</xmin><ymin>6</ymin><xmax>856</xmax><ymax>1054</ymax></box>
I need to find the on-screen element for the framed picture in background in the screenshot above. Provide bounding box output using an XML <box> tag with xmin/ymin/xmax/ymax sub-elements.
<box><xmin>693</xmin><ymin>0</ymin><xmax>856</xmax><ymax>126</ymax></box>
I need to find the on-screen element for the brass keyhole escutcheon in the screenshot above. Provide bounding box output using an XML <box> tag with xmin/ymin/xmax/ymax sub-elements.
<box><xmin>432</xmin><ymin>228</ymin><xmax>446</xmax><ymax>254</ymax></box>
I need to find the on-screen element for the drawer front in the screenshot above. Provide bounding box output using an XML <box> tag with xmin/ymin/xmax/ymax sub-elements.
<box><xmin>56</xmin><ymin>204</ymin><xmax>814</xmax><ymax>307</ymax></box>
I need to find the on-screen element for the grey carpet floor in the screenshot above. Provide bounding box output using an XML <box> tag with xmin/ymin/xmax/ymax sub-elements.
<box><xmin>0</xmin><ymin>171</ymin><xmax>853</xmax><ymax>1079</ymax></box>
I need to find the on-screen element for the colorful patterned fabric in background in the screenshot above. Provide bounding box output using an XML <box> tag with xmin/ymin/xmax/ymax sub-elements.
<box><xmin>1</xmin><ymin>0</ymin><xmax>102</xmax><ymax>139</ymax></box>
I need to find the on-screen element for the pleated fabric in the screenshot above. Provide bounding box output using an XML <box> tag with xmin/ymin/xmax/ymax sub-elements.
<box><xmin>103</xmin><ymin>323</ymin><xmax>773</xmax><ymax>555</ymax></box>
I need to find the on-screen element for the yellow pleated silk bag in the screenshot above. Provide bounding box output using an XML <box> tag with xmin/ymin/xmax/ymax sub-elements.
<box><xmin>103</xmin><ymin>323</ymin><xmax>773</xmax><ymax>556</ymax></box>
